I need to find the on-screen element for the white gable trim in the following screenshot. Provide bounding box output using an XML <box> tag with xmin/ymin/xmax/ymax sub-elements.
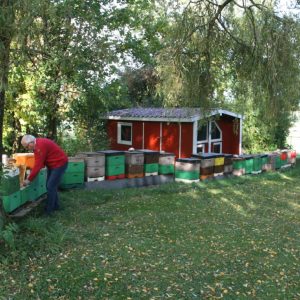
<box><xmin>108</xmin><ymin>116</ymin><xmax>199</xmax><ymax>122</ymax></box>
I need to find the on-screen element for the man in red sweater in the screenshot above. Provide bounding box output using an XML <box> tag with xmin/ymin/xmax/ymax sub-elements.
<box><xmin>21</xmin><ymin>135</ymin><xmax>68</xmax><ymax>216</ymax></box>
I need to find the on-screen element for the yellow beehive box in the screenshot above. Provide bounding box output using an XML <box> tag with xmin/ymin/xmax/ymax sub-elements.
<box><xmin>214</xmin><ymin>157</ymin><xmax>225</xmax><ymax>166</ymax></box>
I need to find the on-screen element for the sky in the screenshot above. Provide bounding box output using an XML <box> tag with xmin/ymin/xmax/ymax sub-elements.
<box><xmin>276</xmin><ymin>0</ymin><xmax>300</xmax><ymax>16</ymax></box>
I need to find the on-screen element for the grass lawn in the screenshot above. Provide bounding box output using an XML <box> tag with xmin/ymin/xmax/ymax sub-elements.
<box><xmin>0</xmin><ymin>162</ymin><xmax>299</xmax><ymax>299</ymax></box>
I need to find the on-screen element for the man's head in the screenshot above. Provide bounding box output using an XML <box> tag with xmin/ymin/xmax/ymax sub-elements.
<box><xmin>21</xmin><ymin>135</ymin><xmax>36</xmax><ymax>151</ymax></box>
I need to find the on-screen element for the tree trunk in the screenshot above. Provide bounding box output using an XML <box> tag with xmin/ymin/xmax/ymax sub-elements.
<box><xmin>0</xmin><ymin>0</ymin><xmax>14</xmax><ymax>154</ymax></box>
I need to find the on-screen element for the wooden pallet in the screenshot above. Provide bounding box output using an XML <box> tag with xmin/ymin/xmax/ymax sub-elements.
<box><xmin>9</xmin><ymin>195</ymin><xmax>47</xmax><ymax>218</ymax></box>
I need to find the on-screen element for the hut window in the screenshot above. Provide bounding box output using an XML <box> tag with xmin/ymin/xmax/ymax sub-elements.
<box><xmin>196</xmin><ymin>143</ymin><xmax>205</xmax><ymax>153</ymax></box>
<box><xmin>117</xmin><ymin>122</ymin><xmax>132</xmax><ymax>145</ymax></box>
<box><xmin>212</xmin><ymin>142</ymin><xmax>222</xmax><ymax>153</ymax></box>
<box><xmin>211</xmin><ymin>121</ymin><xmax>222</xmax><ymax>141</ymax></box>
<box><xmin>197</xmin><ymin>123</ymin><xmax>208</xmax><ymax>142</ymax></box>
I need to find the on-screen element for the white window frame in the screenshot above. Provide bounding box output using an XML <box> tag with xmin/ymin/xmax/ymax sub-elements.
<box><xmin>210</xmin><ymin>121</ymin><xmax>222</xmax><ymax>142</ymax></box>
<box><xmin>196</xmin><ymin>143</ymin><xmax>206</xmax><ymax>153</ymax></box>
<box><xmin>197</xmin><ymin>122</ymin><xmax>208</xmax><ymax>143</ymax></box>
<box><xmin>117</xmin><ymin>122</ymin><xmax>132</xmax><ymax>145</ymax></box>
<box><xmin>212</xmin><ymin>142</ymin><xmax>222</xmax><ymax>153</ymax></box>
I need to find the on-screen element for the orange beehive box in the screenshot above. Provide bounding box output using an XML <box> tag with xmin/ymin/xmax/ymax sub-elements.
<box><xmin>13</xmin><ymin>153</ymin><xmax>35</xmax><ymax>169</ymax></box>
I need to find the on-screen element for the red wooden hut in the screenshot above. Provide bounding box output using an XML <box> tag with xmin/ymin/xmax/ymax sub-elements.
<box><xmin>105</xmin><ymin>108</ymin><xmax>243</xmax><ymax>158</ymax></box>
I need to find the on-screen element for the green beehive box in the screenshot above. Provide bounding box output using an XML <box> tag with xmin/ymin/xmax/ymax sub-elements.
<box><xmin>144</xmin><ymin>163</ymin><xmax>158</xmax><ymax>173</ymax></box>
<box><xmin>61</xmin><ymin>172</ymin><xmax>84</xmax><ymax>185</ymax></box>
<box><xmin>275</xmin><ymin>156</ymin><xmax>281</xmax><ymax>169</ymax></box>
<box><xmin>20</xmin><ymin>186</ymin><xmax>31</xmax><ymax>205</ymax></box>
<box><xmin>106</xmin><ymin>155</ymin><xmax>125</xmax><ymax>166</ymax></box>
<box><xmin>38</xmin><ymin>183</ymin><xmax>47</xmax><ymax>197</ymax></box>
<box><xmin>233</xmin><ymin>159</ymin><xmax>244</xmax><ymax>170</ymax></box>
<box><xmin>30</xmin><ymin>175</ymin><xmax>39</xmax><ymax>188</ymax></box>
<box><xmin>159</xmin><ymin>164</ymin><xmax>174</xmax><ymax>175</ymax></box>
<box><xmin>175</xmin><ymin>170</ymin><xmax>199</xmax><ymax>180</ymax></box>
<box><xmin>105</xmin><ymin>164</ymin><xmax>125</xmax><ymax>176</ymax></box>
<box><xmin>0</xmin><ymin>174</ymin><xmax>20</xmax><ymax>196</ymax></box>
<box><xmin>3</xmin><ymin>190</ymin><xmax>21</xmax><ymax>213</ymax></box>
<box><xmin>244</xmin><ymin>157</ymin><xmax>253</xmax><ymax>174</ymax></box>
<box><xmin>252</xmin><ymin>156</ymin><xmax>262</xmax><ymax>173</ymax></box>
<box><xmin>39</xmin><ymin>168</ymin><xmax>47</xmax><ymax>182</ymax></box>
<box><xmin>66</xmin><ymin>161</ymin><xmax>85</xmax><ymax>173</ymax></box>
<box><xmin>29</xmin><ymin>185</ymin><xmax>40</xmax><ymax>201</ymax></box>
<box><xmin>261</xmin><ymin>155</ymin><xmax>268</xmax><ymax>165</ymax></box>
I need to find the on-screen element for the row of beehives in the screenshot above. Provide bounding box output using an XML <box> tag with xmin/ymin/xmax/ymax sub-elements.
<box><xmin>59</xmin><ymin>150</ymin><xmax>176</xmax><ymax>189</ymax></box>
<box><xmin>174</xmin><ymin>149</ymin><xmax>297</xmax><ymax>183</ymax></box>
<box><xmin>1</xmin><ymin>149</ymin><xmax>297</xmax><ymax>213</ymax></box>
<box><xmin>60</xmin><ymin>149</ymin><xmax>297</xmax><ymax>188</ymax></box>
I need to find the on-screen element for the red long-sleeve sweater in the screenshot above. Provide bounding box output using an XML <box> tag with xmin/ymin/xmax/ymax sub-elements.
<box><xmin>28</xmin><ymin>138</ymin><xmax>68</xmax><ymax>181</ymax></box>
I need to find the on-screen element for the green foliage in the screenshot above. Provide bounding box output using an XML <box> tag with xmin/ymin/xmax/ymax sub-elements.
<box><xmin>1</xmin><ymin>0</ymin><xmax>300</xmax><ymax>155</ymax></box>
<box><xmin>156</xmin><ymin>1</ymin><xmax>300</xmax><ymax>150</ymax></box>
<box><xmin>58</xmin><ymin>126</ymin><xmax>109</xmax><ymax>156</ymax></box>
<box><xmin>0</xmin><ymin>222</ymin><xmax>19</xmax><ymax>250</ymax></box>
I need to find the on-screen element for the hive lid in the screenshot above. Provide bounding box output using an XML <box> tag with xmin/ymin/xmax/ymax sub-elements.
<box><xmin>222</xmin><ymin>153</ymin><xmax>233</xmax><ymax>158</ymax></box>
<box><xmin>192</xmin><ymin>153</ymin><xmax>221</xmax><ymax>159</ymax></box>
<box><xmin>239</xmin><ymin>154</ymin><xmax>253</xmax><ymax>160</ymax></box>
<box><xmin>125</xmin><ymin>151</ymin><xmax>144</xmax><ymax>155</ymax></box>
<box><xmin>159</xmin><ymin>151</ymin><xmax>176</xmax><ymax>157</ymax></box>
<box><xmin>176</xmin><ymin>158</ymin><xmax>201</xmax><ymax>163</ymax></box>
<box><xmin>97</xmin><ymin>150</ymin><xmax>125</xmax><ymax>156</ymax></box>
<box><xmin>76</xmin><ymin>152</ymin><xmax>104</xmax><ymax>157</ymax></box>
<box><xmin>137</xmin><ymin>149</ymin><xmax>160</xmax><ymax>155</ymax></box>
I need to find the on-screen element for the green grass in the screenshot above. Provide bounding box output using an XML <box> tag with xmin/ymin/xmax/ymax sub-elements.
<box><xmin>0</xmin><ymin>162</ymin><xmax>300</xmax><ymax>299</ymax></box>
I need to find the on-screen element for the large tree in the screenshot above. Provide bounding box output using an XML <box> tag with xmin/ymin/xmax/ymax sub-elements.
<box><xmin>0</xmin><ymin>0</ymin><xmax>16</xmax><ymax>154</ymax></box>
<box><xmin>156</xmin><ymin>0</ymin><xmax>300</xmax><ymax>150</ymax></box>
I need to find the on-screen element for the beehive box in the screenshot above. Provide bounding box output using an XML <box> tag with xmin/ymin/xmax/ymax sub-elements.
<box><xmin>138</xmin><ymin>149</ymin><xmax>160</xmax><ymax>164</ymax></box>
<box><xmin>66</xmin><ymin>157</ymin><xmax>85</xmax><ymax>172</ymax></box>
<box><xmin>261</xmin><ymin>154</ymin><xmax>269</xmax><ymax>171</ymax></box>
<box><xmin>125</xmin><ymin>151</ymin><xmax>144</xmax><ymax>165</ymax></box>
<box><xmin>268</xmin><ymin>153</ymin><xmax>279</xmax><ymax>170</ymax></box>
<box><xmin>175</xmin><ymin>158</ymin><xmax>200</xmax><ymax>182</ymax></box>
<box><xmin>28</xmin><ymin>176</ymin><xmax>41</xmax><ymax>201</ymax></box>
<box><xmin>98</xmin><ymin>150</ymin><xmax>125</xmax><ymax>180</ymax></box>
<box><xmin>2</xmin><ymin>190</ymin><xmax>21</xmax><ymax>213</ymax></box>
<box><xmin>20</xmin><ymin>186</ymin><xmax>31</xmax><ymax>205</ymax></box>
<box><xmin>158</xmin><ymin>164</ymin><xmax>174</xmax><ymax>175</ymax></box>
<box><xmin>232</xmin><ymin>157</ymin><xmax>245</xmax><ymax>176</ymax></box>
<box><xmin>214</xmin><ymin>155</ymin><xmax>224</xmax><ymax>176</ymax></box>
<box><xmin>125</xmin><ymin>151</ymin><xmax>144</xmax><ymax>178</ymax></box>
<box><xmin>137</xmin><ymin>150</ymin><xmax>159</xmax><ymax>176</ymax></box>
<box><xmin>239</xmin><ymin>155</ymin><xmax>253</xmax><ymax>174</ymax></box>
<box><xmin>159</xmin><ymin>152</ymin><xmax>175</xmax><ymax>165</ymax></box>
<box><xmin>76</xmin><ymin>152</ymin><xmax>105</xmax><ymax>174</ymax></box>
<box><xmin>280</xmin><ymin>150</ymin><xmax>289</xmax><ymax>168</ymax></box>
<box><xmin>223</xmin><ymin>154</ymin><xmax>233</xmax><ymax>175</ymax></box>
<box><xmin>290</xmin><ymin>150</ymin><xmax>297</xmax><ymax>165</ymax></box>
<box><xmin>252</xmin><ymin>155</ymin><xmax>262</xmax><ymax>174</ymax></box>
<box><xmin>60</xmin><ymin>158</ymin><xmax>85</xmax><ymax>187</ymax></box>
<box><xmin>0</xmin><ymin>173</ymin><xmax>20</xmax><ymax>196</ymax></box>
<box><xmin>125</xmin><ymin>164</ymin><xmax>144</xmax><ymax>178</ymax></box>
<box><xmin>158</xmin><ymin>152</ymin><xmax>175</xmax><ymax>175</ymax></box>
<box><xmin>192</xmin><ymin>153</ymin><xmax>218</xmax><ymax>178</ymax></box>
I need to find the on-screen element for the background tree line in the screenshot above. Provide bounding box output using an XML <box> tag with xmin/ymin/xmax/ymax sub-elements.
<box><xmin>1</xmin><ymin>0</ymin><xmax>300</xmax><ymax>156</ymax></box>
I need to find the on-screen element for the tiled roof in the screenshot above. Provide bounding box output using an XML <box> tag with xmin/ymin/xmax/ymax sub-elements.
<box><xmin>106</xmin><ymin>107</ymin><xmax>242</xmax><ymax>121</ymax></box>
<box><xmin>107</xmin><ymin>108</ymin><xmax>203</xmax><ymax>119</ymax></box>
